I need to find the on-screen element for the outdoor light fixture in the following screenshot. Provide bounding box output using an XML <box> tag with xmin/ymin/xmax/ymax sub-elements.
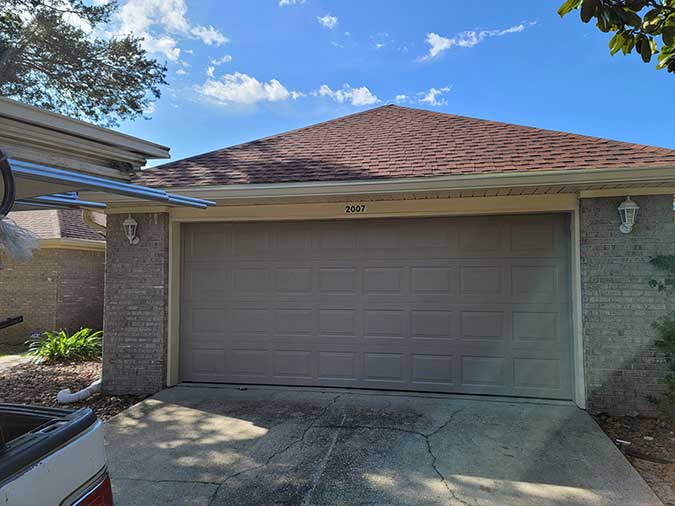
<box><xmin>122</xmin><ymin>214</ymin><xmax>139</xmax><ymax>244</ymax></box>
<box><xmin>618</xmin><ymin>196</ymin><xmax>639</xmax><ymax>234</ymax></box>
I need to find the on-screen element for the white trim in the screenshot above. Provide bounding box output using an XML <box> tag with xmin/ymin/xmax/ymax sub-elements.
<box><xmin>40</xmin><ymin>238</ymin><xmax>105</xmax><ymax>251</ymax></box>
<box><xmin>166</xmin><ymin>193</ymin><xmax>586</xmax><ymax>402</ymax></box>
<box><xmin>168</xmin><ymin>194</ymin><xmax>578</xmax><ymax>223</ymax></box>
<box><xmin>580</xmin><ymin>187</ymin><xmax>675</xmax><ymax>198</ymax></box>
<box><xmin>136</xmin><ymin>165</ymin><xmax>675</xmax><ymax>202</ymax></box>
<box><xmin>167</xmin><ymin>221</ymin><xmax>181</xmax><ymax>387</ymax></box>
<box><xmin>570</xmin><ymin>205</ymin><xmax>586</xmax><ymax>409</ymax></box>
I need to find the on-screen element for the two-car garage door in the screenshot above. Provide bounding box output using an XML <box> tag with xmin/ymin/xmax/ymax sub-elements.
<box><xmin>180</xmin><ymin>214</ymin><xmax>573</xmax><ymax>400</ymax></box>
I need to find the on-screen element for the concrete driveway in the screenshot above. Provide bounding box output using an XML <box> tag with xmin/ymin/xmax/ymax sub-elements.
<box><xmin>104</xmin><ymin>385</ymin><xmax>661</xmax><ymax>506</ymax></box>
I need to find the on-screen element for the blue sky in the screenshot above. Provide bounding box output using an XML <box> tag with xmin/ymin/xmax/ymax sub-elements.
<box><xmin>110</xmin><ymin>0</ymin><xmax>675</xmax><ymax>165</ymax></box>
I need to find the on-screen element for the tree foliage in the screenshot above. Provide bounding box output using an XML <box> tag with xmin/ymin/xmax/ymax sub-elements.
<box><xmin>0</xmin><ymin>0</ymin><xmax>167</xmax><ymax>125</ymax></box>
<box><xmin>558</xmin><ymin>0</ymin><xmax>675</xmax><ymax>73</ymax></box>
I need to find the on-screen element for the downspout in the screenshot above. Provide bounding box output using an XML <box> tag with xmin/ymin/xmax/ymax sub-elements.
<box><xmin>57</xmin><ymin>379</ymin><xmax>102</xmax><ymax>404</ymax></box>
<box><xmin>82</xmin><ymin>209</ymin><xmax>107</xmax><ymax>236</ymax></box>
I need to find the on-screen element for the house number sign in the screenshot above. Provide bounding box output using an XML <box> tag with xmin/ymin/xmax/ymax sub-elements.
<box><xmin>345</xmin><ymin>204</ymin><xmax>367</xmax><ymax>214</ymax></box>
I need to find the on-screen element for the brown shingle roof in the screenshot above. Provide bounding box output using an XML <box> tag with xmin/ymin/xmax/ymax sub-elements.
<box><xmin>133</xmin><ymin>105</ymin><xmax>675</xmax><ymax>188</ymax></box>
<box><xmin>8</xmin><ymin>210</ymin><xmax>104</xmax><ymax>242</ymax></box>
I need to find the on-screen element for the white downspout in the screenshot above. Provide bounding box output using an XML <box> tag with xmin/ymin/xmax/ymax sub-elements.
<box><xmin>56</xmin><ymin>379</ymin><xmax>101</xmax><ymax>404</ymax></box>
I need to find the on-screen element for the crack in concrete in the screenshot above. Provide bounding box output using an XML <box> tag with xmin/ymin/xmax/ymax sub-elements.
<box><xmin>114</xmin><ymin>476</ymin><xmax>220</xmax><ymax>486</ymax></box>
<box><xmin>206</xmin><ymin>393</ymin><xmax>344</xmax><ymax>506</ymax></box>
<box><xmin>301</xmin><ymin>413</ymin><xmax>346</xmax><ymax>506</ymax></box>
<box><xmin>314</xmin><ymin>408</ymin><xmax>469</xmax><ymax>506</ymax></box>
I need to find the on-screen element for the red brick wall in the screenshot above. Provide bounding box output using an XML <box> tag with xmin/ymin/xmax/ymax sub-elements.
<box><xmin>102</xmin><ymin>213</ymin><xmax>169</xmax><ymax>395</ymax></box>
<box><xmin>0</xmin><ymin>247</ymin><xmax>104</xmax><ymax>345</ymax></box>
<box><xmin>55</xmin><ymin>249</ymin><xmax>105</xmax><ymax>333</ymax></box>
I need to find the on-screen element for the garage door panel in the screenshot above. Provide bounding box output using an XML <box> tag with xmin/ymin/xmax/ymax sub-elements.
<box><xmin>410</xmin><ymin>310</ymin><xmax>455</xmax><ymax>339</ymax></box>
<box><xmin>181</xmin><ymin>214</ymin><xmax>573</xmax><ymax>400</ymax></box>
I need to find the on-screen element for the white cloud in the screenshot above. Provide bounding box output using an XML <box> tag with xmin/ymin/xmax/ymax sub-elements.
<box><xmin>331</xmin><ymin>41</ymin><xmax>344</xmax><ymax>48</ymax></box>
<box><xmin>115</xmin><ymin>0</ymin><xmax>229</xmax><ymax>62</ymax></box>
<box><xmin>317</xmin><ymin>14</ymin><xmax>338</xmax><ymax>30</ymax></box>
<box><xmin>206</xmin><ymin>66</ymin><xmax>215</xmax><ymax>77</ymax></box>
<box><xmin>141</xmin><ymin>34</ymin><xmax>181</xmax><ymax>61</ymax></box>
<box><xmin>279</xmin><ymin>0</ymin><xmax>305</xmax><ymax>5</ymax></box>
<box><xmin>196</xmin><ymin>72</ymin><xmax>299</xmax><ymax>106</ymax></box>
<box><xmin>395</xmin><ymin>94</ymin><xmax>407</xmax><ymax>103</ymax></box>
<box><xmin>419</xmin><ymin>22</ymin><xmax>535</xmax><ymax>61</ymax></box>
<box><xmin>418</xmin><ymin>85</ymin><xmax>452</xmax><ymax>106</ymax></box>
<box><xmin>175</xmin><ymin>68</ymin><xmax>187</xmax><ymax>75</ymax></box>
<box><xmin>210</xmin><ymin>54</ymin><xmax>232</xmax><ymax>65</ymax></box>
<box><xmin>190</xmin><ymin>25</ymin><xmax>228</xmax><ymax>46</ymax></box>
<box><xmin>313</xmin><ymin>84</ymin><xmax>379</xmax><ymax>106</ymax></box>
<box><xmin>143</xmin><ymin>102</ymin><xmax>156</xmax><ymax>114</ymax></box>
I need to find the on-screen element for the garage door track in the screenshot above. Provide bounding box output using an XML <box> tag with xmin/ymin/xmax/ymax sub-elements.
<box><xmin>104</xmin><ymin>386</ymin><xmax>661</xmax><ymax>506</ymax></box>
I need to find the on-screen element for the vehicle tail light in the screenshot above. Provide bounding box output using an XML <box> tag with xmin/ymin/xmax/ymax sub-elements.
<box><xmin>74</xmin><ymin>473</ymin><xmax>114</xmax><ymax>506</ymax></box>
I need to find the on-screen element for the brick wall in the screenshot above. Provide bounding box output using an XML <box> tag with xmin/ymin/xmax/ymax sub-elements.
<box><xmin>0</xmin><ymin>249</ymin><xmax>58</xmax><ymax>344</ymax></box>
<box><xmin>55</xmin><ymin>249</ymin><xmax>105</xmax><ymax>333</ymax></box>
<box><xmin>0</xmin><ymin>248</ymin><xmax>104</xmax><ymax>345</ymax></box>
<box><xmin>102</xmin><ymin>213</ymin><xmax>169</xmax><ymax>395</ymax></box>
<box><xmin>581</xmin><ymin>195</ymin><xmax>675</xmax><ymax>415</ymax></box>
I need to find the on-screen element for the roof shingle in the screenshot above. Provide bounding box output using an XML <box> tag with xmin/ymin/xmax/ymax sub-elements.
<box><xmin>8</xmin><ymin>210</ymin><xmax>104</xmax><ymax>242</ymax></box>
<box><xmin>133</xmin><ymin>105</ymin><xmax>675</xmax><ymax>188</ymax></box>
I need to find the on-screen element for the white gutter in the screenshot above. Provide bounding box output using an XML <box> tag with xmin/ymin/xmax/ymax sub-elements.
<box><xmin>90</xmin><ymin>164</ymin><xmax>675</xmax><ymax>203</ymax></box>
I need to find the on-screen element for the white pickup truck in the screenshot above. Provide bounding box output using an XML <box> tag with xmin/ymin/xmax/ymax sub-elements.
<box><xmin>0</xmin><ymin>404</ymin><xmax>113</xmax><ymax>506</ymax></box>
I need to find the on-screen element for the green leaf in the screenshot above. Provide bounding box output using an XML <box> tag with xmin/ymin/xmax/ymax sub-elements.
<box><xmin>626</xmin><ymin>0</ymin><xmax>647</xmax><ymax>10</ymax></box>
<box><xmin>609</xmin><ymin>32</ymin><xmax>625</xmax><ymax>55</ymax></box>
<box><xmin>663</xmin><ymin>26</ymin><xmax>675</xmax><ymax>46</ymax></box>
<box><xmin>641</xmin><ymin>41</ymin><xmax>653</xmax><ymax>61</ymax></box>
<box><xmin>620</xmin><ymin>9</ymin><xmax>643</xmax><ymax>28</ymax></box>
<box><xmin>622</xmin><ymin>33</ymin><xmax>636</xmax><ymax>54</ymax></box>
<box><xmin>581</xmin><ymin>0</ymin><xmax>598</xmax><ymax>23</ymax></box>
<box><xmin>558</xmin><ymin>0</ymin><xmax>583</xmax><ymax>17</ymax></box>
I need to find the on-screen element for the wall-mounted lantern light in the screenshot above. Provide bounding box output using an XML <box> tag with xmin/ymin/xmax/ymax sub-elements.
<box><xmin>122</xmin><ymin>214</ymin><xmax>139</xmax><ymax>244</ymax></box>
<box><xmin>618</xmin><ymin>196</ymin><xmax>639</xmax><ymax>234</ymax></box>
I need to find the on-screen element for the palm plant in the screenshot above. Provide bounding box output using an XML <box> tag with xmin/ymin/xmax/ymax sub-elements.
<box><xmin>25</xmin><ymin>328</ymin><xmax>102</xmax><ymax>364</ymax></box>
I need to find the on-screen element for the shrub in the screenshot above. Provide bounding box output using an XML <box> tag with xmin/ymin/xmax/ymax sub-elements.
<box><xmin>25</xmin><ymin>328</ymin><xmax>102</xmax><ymax>364</ymax></box>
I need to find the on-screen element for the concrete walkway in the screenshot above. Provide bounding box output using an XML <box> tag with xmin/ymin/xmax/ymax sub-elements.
<box><xmin>0</xmin><ymin>353</ymin><xmax>27</xmax><ymax>373</ymax></box>
<box><xmin>104</xmin><ymin>385</ymin><xmax>662</xmax><ymax>506</ymax></box>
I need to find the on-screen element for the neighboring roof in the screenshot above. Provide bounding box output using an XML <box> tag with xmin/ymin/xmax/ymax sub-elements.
<box><xmin>8</xmin><ymin>210</ymin><xmax>104</xmax><ymax>242</ymax></box>
<box><xmin>133</xmin><ymin>105</ymin><xmax>675</xmax><ymax>189</ymax></box>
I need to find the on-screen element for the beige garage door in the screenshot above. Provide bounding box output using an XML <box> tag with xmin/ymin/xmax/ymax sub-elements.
<box><xmin>180</xmin><ymin>214</ymin><xmax>573</xmax><ymax>399</ymax></box>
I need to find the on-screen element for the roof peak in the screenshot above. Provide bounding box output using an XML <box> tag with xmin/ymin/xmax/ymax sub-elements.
<box><xmin>133</xmin><ymin>105</ymin><xmax>675</xmax><ymax>189</ymax></box>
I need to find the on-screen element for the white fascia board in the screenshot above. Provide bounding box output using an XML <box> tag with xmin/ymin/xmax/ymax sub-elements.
<box><xmin>91</xmin><ymin>165</ymin><xmax>675</xmax><ymax>203</ymax></box>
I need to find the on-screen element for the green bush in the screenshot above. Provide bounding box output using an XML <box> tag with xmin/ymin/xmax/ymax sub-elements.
<box><xmin>25</xmin><ymin>328</ymin><xmax>102</xmax><ymax>364</ymax></box>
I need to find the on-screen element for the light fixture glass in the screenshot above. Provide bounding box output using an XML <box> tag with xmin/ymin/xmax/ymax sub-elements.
<box><xmin>618</xmin><ymin>196</ymin><xmax>639</xmax><ymax>234</ymax></box>
<box><xmin>122</xmin><ymin>214</ymin><xmax>139</xmax><ymax>244</ymax></box>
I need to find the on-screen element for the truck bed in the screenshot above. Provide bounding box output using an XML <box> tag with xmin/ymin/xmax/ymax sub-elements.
<box><xmin>0</xmin><ymin>404</ymin><xmax>97</xmax><ymax>484</ymax></box>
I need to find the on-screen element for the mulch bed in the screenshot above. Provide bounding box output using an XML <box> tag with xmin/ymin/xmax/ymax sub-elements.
<box><xmin>594</xmin><ymin>414</ymin><xmax>675</xmax><ymax>505</ymax></box>
<box><xmin>0</xmin><ymin>361</ymin><xmax>144</xmax><ymax>421</ymax></box>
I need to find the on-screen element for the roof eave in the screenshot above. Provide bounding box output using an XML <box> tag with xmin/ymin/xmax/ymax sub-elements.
<box><xmin>126</xmin><ymin>164</ymin><xmax>675</xmax><ymax>202</ymax></box>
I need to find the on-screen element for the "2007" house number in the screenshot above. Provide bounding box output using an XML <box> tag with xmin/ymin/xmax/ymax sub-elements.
<box><xmin>345</xmin><ymin>204</ymin><xmax>366</xmax><ymax>214</ymax></box>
